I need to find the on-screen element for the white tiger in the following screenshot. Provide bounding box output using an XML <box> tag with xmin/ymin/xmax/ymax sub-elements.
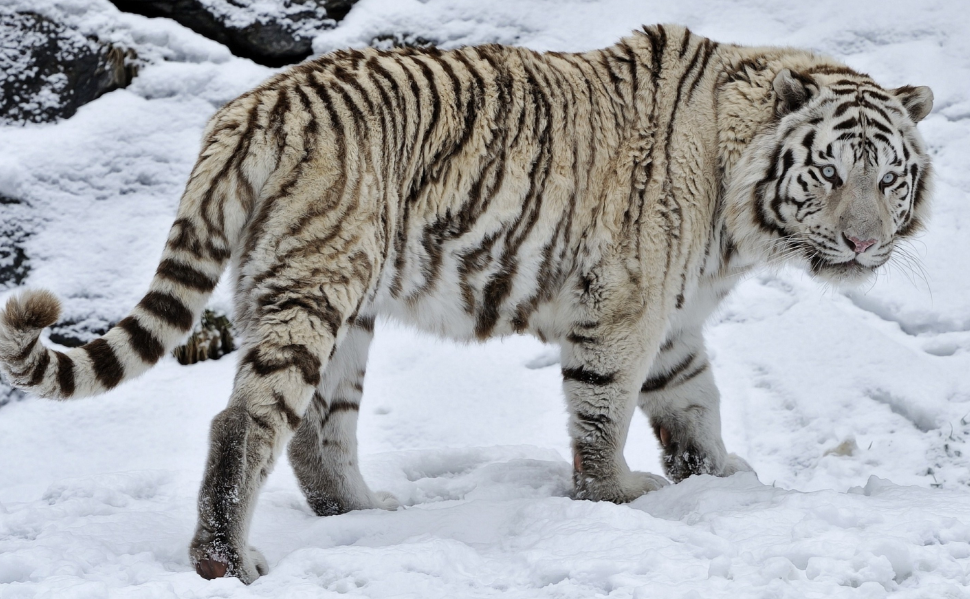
<box><xmin>0</xmin><ymin>24</ymin><xmax>933</xmax><ymax>582</ymax></box>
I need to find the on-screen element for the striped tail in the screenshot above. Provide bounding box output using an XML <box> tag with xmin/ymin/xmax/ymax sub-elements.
<box><xmin>0</xmin><ymin>97</ymin><xmax>259</xmax><ymax>400</ymax></box>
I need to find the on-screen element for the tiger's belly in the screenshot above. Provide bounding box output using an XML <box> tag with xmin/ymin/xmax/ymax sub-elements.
<box><xmin>367</xmin><ymin>279</ymin><xmax>570</xmax><ymax>344</ymax></box>
<box><xmin>365</xmin><ymin>244</ymin><xmax>574</xmax><ymax>343</ymax></box>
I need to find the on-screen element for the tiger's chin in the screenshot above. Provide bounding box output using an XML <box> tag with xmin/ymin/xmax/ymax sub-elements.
<box><xmin>807</xmin><ymin>257</ymin><xmax>878</xmax><ymax>287</ymax></box>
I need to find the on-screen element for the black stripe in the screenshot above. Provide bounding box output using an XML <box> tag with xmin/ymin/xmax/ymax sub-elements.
<box><xmin>641</xmin><ymin>353</ymin><xmax>695</xmax><ymax>393</ymax></box>
<box><xmin>395</xmin><ymin>55</ymin><xmax>424</xmax><ymax>154</ymax></box>
<box><xmin>415</xmin><ymin>56</ymin><xmax>443</xmax><ymax>152</ymax></box>
<box><xmin>832</xmin><ymin>117</ymin><xmax>858</xmax><ymax>131</ymax></box>
<box><xmin>331</xmin><ymin>79</ymin><xmax>366</xmax><ymax>140</ymax></box>
<box><xmin>243</xmin><ymin>344</ymin><xmax>322</xmax><ymax>387</ymax></box>
<box><xmin>117</xmin><ymin>316</ymin><xmax>165</xmax><ymax>364</ymax></box>
<box><xmin>801</xmin><ymin>130</ymin><xmax>816</xmax><ymax>165</ymax></box>
<box><xmin>753</xmin><ymin>149</ymin><xmax>787</xmax><ymax>236</ymax></box>
<box><xmin>353</xmin><ymin>315</ymin><xmax>375</xmax><ymax>333</ymax></box>
<box><xmin>293</xmin><ymin>83</ymin><xmax>320</xmax><ymax>142</ymax></box>
<box><xmin>195</xmin><ymin>104</ymin><xmax>255</xmax><ymax>248</ymax></box>
<box><xmin>618</xmin><ymin>41</ymin><xmax>639</xmax><ymax>94</ymax></box>
<box><xmin>806</xmin><ymin>65</ymin><xmax>861</xmax><ymax>77</ymax></box>
<box><xmin>329</xmin><ymin>400</ymin><xmax>359</xmax><ymax>414</ymax></box>
<box><xmin>333</xmin><ymin>66</ymin><xmax>376</xmax><ymax>114</ymax></box>
<box><xmin>566</xmin><ymin>332</ymin><xmax>597</xmax><ymax>345</ymax></box>
<box><xmin>156</xmin><ymin>259</ymin><xmax>219</xmax><ymax>293</ymax></box>
<box><xmin>897</xmin><ymin>164</ymin><xmax>927</xmax><ymax>237</ymax></box>
<box><xmin>859</xmin><ymin>98</ymin><xmax>893</xmax><ymax>123</ymax></box>
<box><xmin>366</xmin><ymin>56</ymin><xmax>406</xmax><ymax>155</ymax></box>
<box><xmin>644</xmin><ymin>25</ymin><xmax>666</xmax><ymax>84</ymax></box>
<box><xmin>269</xmin><ymin>295</ymin><xmax>343</xmax><ymax>339</ymax></box>
<box><xmin>832</xmin><ymin>87</ymin><xmax>857</xmax><ymax>96</ymax></box>
<box><xmin>678</xmin><ymin>27</ymin><xmax>692</xmax><ymax>58</ymax></box>
<box><xmin>779</xmin><ymin>149</ymin><xmax>795</xmax><ymax>181</ymax></box>
<box><xmin>248</xmin><ymin>410</ymin><xmax>274</xmax><ymax>432</ymax></box>
<box><xmin>138</xmin><ymin>291</ymin><xmax>194</xmax><ymax>332</ymax></box>
<box><xmin>832</xmin><ymin>100</ymin><xmax>857</xmax><ymax>118</ymax></box>
<box><xmin>27</xmin><ymin>350</ymin><xmax>50</xmax><ymax>387</ymax></box>
<box><xmin>598</xmin><ymin>52</ymin><xmax>625</xmax><ymax>99</ymax></box>
<box><xmin>685</xmin><ymin>40</ymin><xmax>716</xmax><ymax>103</ymax></box>
<box><xmin>267</xmin><ymin>88</ymin><xmax>292</xmax><ymax>170</ymax></box>
<box><xmin>14</xmin><ymin>336</ymin><xmax>39</xmax><ymax>362</ymax></box>
<box><xmin>167</xmin><ymin>218</ymin><xmax>202</xmax><ymax>258</ymax></box>
<box><xmin>273</xmin><ymin>391</ymin><xmax>302</xmax><ymax>430</ymax></box>
<box><xmin>575</xmin><ymin>410</ymin><xmax>611</xmax><ymax>434</ymax></box>
<box><xmin>55</xmin><ymin>351</ymin><xmax>75</xmax><ymax>396</ymax></box>
<box><xmin>562</xmin><ymin>366</ymin><xmax>616</xmax><ymax>386</ymax></box>
<box><xmin>867</xmin><ymin>117</ymin><xmax>892</xmax><ymax>135</ymax></box>
<box><xmin>84</xmin><ymin>338</ymin><xmax>125</xmax><ymax>390</ymax></box>
<box><xmin>319</xmin><ymin>399</ymin><xmax>360</xmax><ymax>429</ymax></box>
<box><xmin>678</xmin><ymin>363</ymin><xmax>708</xmax><ymax>386</ymax></box>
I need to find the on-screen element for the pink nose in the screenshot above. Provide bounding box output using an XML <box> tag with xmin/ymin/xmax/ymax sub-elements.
<box><xmin>844</xmin><ymin>234</ymin><xmax>877</xmax><ymax>254</ymax></box>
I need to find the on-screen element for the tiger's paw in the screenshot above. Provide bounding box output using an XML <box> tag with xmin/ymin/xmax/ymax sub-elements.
<box><xmin>190</xmin><ymin>539</ymin><xmax>267</xmax><ymax>584</ymax></box>
<box><xmin>658</xmin><ymin>425</ymin><xmax>730</xmax><ymax>482</ymax></box>
<box><xmin>657</xmin><ymin>424</ymin><xmax>756</xmax><ymax>482</ymax></box>
<box><xmin>573</xmin><ymin>470</ymin><xmax>669</xmax><ymax>503</ymax></box>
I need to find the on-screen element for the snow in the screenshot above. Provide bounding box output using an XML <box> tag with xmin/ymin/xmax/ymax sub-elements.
<box><xmin>195</xmin><ymin>0</ymin><xmax>334</xmax><ymax>33</ymax></box>
<box><xmin>1</xmin><ymin>0</ymin><xmax>969</xmax><ymax>596</ymax></box>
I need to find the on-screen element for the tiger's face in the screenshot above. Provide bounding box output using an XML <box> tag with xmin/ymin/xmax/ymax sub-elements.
<box><xmin>730</xmin><ymin>68</ymin><xmax>934</xmax><ymax>285</ymax></box>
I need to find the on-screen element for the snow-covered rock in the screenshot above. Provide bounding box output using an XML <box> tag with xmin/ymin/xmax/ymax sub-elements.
<box><xmin>107</xmin><ymin>0</ymin><xmax>357</xmax><ymax>66</ymax></box>
<box><xmin>0</xmin><ymin>9</ymin><xmax>136</xmax><ymax>125</ymax></box>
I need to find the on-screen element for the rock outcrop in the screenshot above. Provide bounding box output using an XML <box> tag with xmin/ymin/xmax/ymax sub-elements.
<box><xmin>0</xmin><ymin>10</ymin><xmax>136</xmax><ymax>125</ymax></box>
<box><xmin>0</xmin><ymin>194</ymin><xmax>31</xmax><ymax>291</ymax></box>
<box><xmin>107</xmin><ymin>0</ymin><xmax>359</xmax><ymax>67</ymax></box>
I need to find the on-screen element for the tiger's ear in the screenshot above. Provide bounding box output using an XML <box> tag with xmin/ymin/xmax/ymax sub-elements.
<box><xmin>772</xmin><ymin>69</ymin><xmax>817</xmax><ymax>117</ymax></box>
<box><xmin>891</xmin><ymin>85</ymin><xmax>934</xmax><ymax>123</ymax></box>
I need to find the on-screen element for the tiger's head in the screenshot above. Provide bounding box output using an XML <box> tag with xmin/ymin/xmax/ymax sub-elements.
<box><xmin>726</xmin><ymin>67</ymin><xmax>934</xmax><ymax>285</ymax></box>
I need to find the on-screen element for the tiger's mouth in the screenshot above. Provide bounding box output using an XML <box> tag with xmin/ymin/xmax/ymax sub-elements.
<box><xmin>805</xmin><ymin>250</ymin><xmax>897</xmax><ymax>285</ymax></box>
<box><xmin>787</xmin><ymin>236</ymin><xmax>891</xmax><ymax>284</ymax></box>
<box><xmin>809</xmin><ymin>256</ymin><xmax>872</xmax><ymax>280</ymax></box>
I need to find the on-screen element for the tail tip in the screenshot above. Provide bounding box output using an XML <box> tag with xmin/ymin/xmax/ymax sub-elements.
<box><xmin>2</xmin><ymin>289</ymin><xmax>61</xmax><ymax>332</ymax></box>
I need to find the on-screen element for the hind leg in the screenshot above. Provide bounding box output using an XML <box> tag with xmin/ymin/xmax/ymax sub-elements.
<box><xmin>638</xmin><ymin>327</ymin><xmax>754</xmax><ymax>482</ymax></box>
<box><xmin>189</xmin><ymin>299</ymin><xmax>346</xmax><ymax>583</ymax></box>
<box><xmin>288</xmin><ymin>316</ymin><xmax>398</xmax><ymax>516</ymax></box>
<box><xmin>189</xmin><ymin>245</ymin><xmax>379</xmax><ymax>581</ymax></box>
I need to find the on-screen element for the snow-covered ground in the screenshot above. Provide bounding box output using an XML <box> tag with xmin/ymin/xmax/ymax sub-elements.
<box><xmin>1</xmin><ymin>0</ymin><xmax>969</xmax><ymax>596</ymax></box>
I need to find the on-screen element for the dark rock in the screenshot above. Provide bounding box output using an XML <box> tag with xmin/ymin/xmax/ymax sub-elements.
<box><xmin>48</xmin><ymin>317</ymin><xmax>113</xmax><ymax>348</ymax></box>
<box><xmin>0</xmin><ymin>195</ymin><xmax>32</xmax><ymax>290</ymax></box>
<box><xmin>173</xmin><ymin>309</ymin><xmax>235</xmax><ymax>365</ymax></box>
<box><xmin>107</xmin><ymin>0</ymin><xmax>360</xmax><ymax>67</ymax></box>
<box><xmin>0</xmin><ymin>10</ymin><xmax>137</xmax><ymax>125</ymax></box>
<box><xmin>317</xmin><ymin>0</ymin><xmax>356</xmax><ymax>22</ymax></box>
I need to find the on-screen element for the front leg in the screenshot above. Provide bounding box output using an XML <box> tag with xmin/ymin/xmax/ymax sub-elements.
<box><xmin>563</xmin><ymin>328</ymin><xmax>669</xmax><ymax>503</ymax></box>
<box><xmin>639</xmin><ymin>327</ymin><xmax>754</xmax><ymax>482</ymax></box>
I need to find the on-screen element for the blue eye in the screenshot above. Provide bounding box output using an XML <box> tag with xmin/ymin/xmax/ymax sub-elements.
<box><xmin>821</xmin><ymin>165</ymin><xmax>837</xmax><ymax>180</ymax></box>
<box><xmin>881</xmin><ymin>172</ymin><xmax>897</xmax><ymax>186</ymax></box>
